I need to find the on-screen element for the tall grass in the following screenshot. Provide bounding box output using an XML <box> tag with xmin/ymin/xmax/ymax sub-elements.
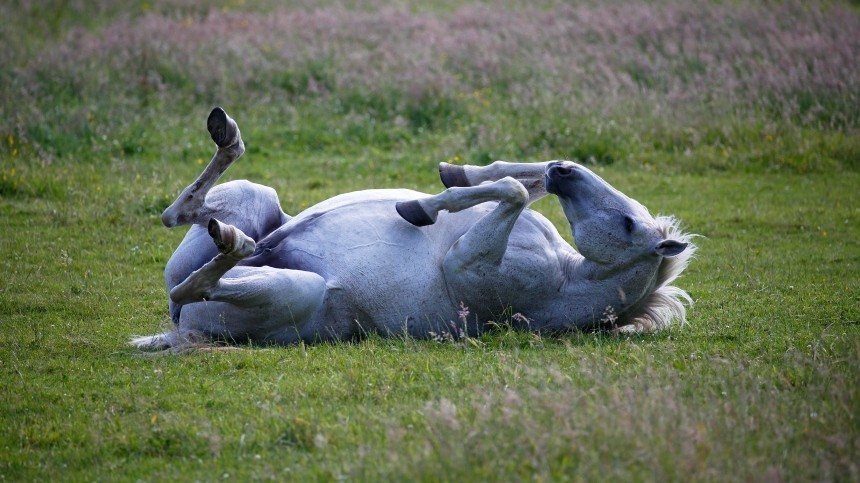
<box><xmin>395</xmin><ymin>336</ymin><xmax>859</xmax><ymax>481</ymax></box>
<box><xmin>2</xmin><ymin>1</ymin><xmax>858</xmax><ymax>169</ymax></box>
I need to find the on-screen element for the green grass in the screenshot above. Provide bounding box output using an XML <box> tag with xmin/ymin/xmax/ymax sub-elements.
<box><xmin>1</xmin><ymin>0</ymin><xmax>859</xmax><ymax>480</ymax></box>
<box><xmin>2</xmin><ymin>146</ymin><xmax>857</xmax><ymax>480</ymax></box>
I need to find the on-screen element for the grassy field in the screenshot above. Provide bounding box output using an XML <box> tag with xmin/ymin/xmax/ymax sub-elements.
<box><xmin>1</xmin><ymin>0</ymin><xmax>858</xmax><ymax>480</ymax></box>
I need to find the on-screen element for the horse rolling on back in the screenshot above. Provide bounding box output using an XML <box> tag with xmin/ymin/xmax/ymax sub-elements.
<box><xmin>131</xmin><ymin>108</ymin><xmax>696</xmax><ymax>349</ymax></box>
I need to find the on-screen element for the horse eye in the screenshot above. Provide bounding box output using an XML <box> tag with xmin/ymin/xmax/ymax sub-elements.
<box><xmin>624</xmin><ymin>216</ymin><xmax>635</xmax><ymax>233</ymax></box>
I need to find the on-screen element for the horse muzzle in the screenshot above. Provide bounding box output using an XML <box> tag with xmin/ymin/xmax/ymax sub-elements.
<box><xmin>545</xmin><ymin>161</ymin><xmax>580</xmax><ymax>196</ymax></box>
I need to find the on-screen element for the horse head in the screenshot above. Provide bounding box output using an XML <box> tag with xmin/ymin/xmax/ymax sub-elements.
<box><xmin>545</xmin><ymin>161</ymin><xmax>696</xmax><ymax>329</ymax></box>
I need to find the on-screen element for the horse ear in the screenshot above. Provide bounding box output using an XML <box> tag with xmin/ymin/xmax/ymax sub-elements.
<box><xmin>654</xmin><ymin>240</ymin><xmax>687</xmax><ymax>257</ymax></box>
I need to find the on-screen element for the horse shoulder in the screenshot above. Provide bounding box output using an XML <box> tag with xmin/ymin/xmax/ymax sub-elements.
<box><xmin>497</xmin><ymin>211</ymin><xmax>571</xmax><ymax>298</ymax></box>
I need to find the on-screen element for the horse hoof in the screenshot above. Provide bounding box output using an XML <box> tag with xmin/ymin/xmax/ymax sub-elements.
<box><xmin>208</xmin><ymin>218</ymin><xmax>235</xmax><ymax>253</ymax></box>
<box><xmin>207</xmin><ymin>107</ymin><xmax>240</xmax><ymax>148</ymax></box>
<box><xmin>207</xmin><ymin>219</ymin><xmax>256</xmax><ymax>258</ymax></box>
<box><xmin>396</xmin><ymin>200</ymin><xmax>436</xmax><ymax>227</ymax></box>
<box><xmin>439</xmin><ymin>163</ymin><xmax>470</xmax><ymax>188</ymax></box>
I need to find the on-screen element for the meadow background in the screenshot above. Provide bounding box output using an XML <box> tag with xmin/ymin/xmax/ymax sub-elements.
<box><xmin>1</xmin><ymin>0</ymin><xmax>858</xmax><ymax>480</ymax></box>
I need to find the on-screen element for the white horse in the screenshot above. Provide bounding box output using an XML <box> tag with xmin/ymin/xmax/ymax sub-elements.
<box><xmin>132</xmin><ymin>108</ymin><xmax>695</xmax><ymax>349</ymax></box>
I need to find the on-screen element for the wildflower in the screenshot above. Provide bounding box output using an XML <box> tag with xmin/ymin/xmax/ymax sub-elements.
<box><xmin>457</xmin><ymin>302</ymin><xmax>470</xmax><ymax>324</ymax></box>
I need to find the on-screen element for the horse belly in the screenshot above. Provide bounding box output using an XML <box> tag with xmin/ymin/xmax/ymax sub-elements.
<box><xmin>278</xmin><ymin>202</ymin><xmax>468</xmax><ymax>336</ymax></box>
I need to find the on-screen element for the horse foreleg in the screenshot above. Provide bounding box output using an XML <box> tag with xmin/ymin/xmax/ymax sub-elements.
<box><xmin>161</xmin><ymin>107</ymin><xmax>247</xmax><ymax>227</ymax></box>
<box><xmin>398</xmin><ymin>177</ymin><xmax>532</xmax><ymax>321</ymax></box>
<box><xmin>395</xmin><ymin>176</ymin><xmax>529</xmax><ymax>265</ymax></box>
<box><xmin>439</xmin><ymin>161</ymin><xmax>552</xmax><ymax>204</ymax></box>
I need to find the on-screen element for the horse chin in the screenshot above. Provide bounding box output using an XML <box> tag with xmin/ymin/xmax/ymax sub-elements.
<box><xmin>544</xmin><ymin>174</ymin><xmax>556</xmax><ymax>195</ymax></box>
<box><xmin>545</xmin><ymin>169</ymin><xmax>579</xmax><ymax>200</ymax></box>
<box><xmin>545</xmin><ymin>171</ymin><xmax>573</xmax><ymax>197</ymax></box>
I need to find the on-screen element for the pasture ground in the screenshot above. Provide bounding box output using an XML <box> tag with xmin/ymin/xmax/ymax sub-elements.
<box><xmin>1</xmin><ymin>1</ymin><xmax>858</xmax><ymax>480</ymax></box>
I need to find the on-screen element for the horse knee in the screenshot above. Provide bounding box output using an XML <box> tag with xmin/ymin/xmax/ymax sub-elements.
<box><xmin>261</xmin><ymin>269</ymin><xmax>327</xmax><ymax>321</ymax></box>
<box><xmin>497</xmin><ymin>176</ymin><xmax>529</xmax><ymax>206</ymax></box>
<box><xmin>208</xmin><ymin>267</ymin><xmax>326</xmax><ymax>318</ymax></box>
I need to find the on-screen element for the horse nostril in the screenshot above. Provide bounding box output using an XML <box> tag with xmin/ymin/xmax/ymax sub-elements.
<box><xmin>555</xmin><ymin>165</ymin><xmax>573</xmax><ymax>176</ymax></box>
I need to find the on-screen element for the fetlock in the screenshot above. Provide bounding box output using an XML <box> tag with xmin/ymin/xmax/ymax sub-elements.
<box><xmin>208</xmin><ymin>219</ymin><xmax>255</xmax><ymax>259</ymax></box>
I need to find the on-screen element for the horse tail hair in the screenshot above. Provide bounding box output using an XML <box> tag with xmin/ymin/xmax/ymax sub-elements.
<box><xmin>129</xmin><ymin>331</ymin><xmax>182</xmax><ymax>351</ymax></box>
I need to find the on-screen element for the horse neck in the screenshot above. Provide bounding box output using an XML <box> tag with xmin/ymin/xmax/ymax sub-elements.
<box><xmin>562</xmin><ymin>254</ymin><xmax>662</xmax><ymax>327</ymax></box>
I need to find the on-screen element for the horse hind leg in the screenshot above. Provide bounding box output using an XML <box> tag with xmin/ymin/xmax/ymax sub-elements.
<box><xmin>169</xmin><ymin>219</ymin><xmax>257</xmax><ymax>305</ymax></box>
<box><xmin>161</xmin><ymin>109</ymin><xmax>291</xmax><ymax>327</ymax></box>
<box><xmin>133</xmin><ymin>220</ymin><xmax>262</xmax><ymax>350</ymax></box>
<box><xmin>161</xmin><ymin>107</ymin><xmax>246</xmax><ymax>227</ymax></box>
<box><xmin>153</xmin><ymin>219</ymin><xmax>326</xmax><ymax>347</ymax></box>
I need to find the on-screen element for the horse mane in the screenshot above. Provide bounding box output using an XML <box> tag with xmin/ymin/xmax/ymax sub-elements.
<box><xmin>622</xmin><ymin>215</ymin><xmax>698</xmax><ymax>331</ymax></box>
